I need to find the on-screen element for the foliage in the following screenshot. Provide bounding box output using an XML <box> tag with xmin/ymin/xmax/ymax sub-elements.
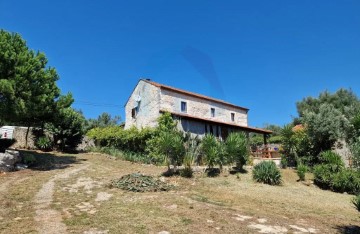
<box><xmin>297</xmin><ymin>164</ymin><xmax>308</xmax><ymax>181</ymax></box>
<box><xmin>225</xmin><ymin>132</ymin><xmax>248</xmax><ymax>170</ymax></box>
<box><xmin>46</xmin><ymin>107</ymin><xmax>86</xmax><ymax>151</ymax></box>
<box><xmin>280</xmin><ymin>154</ymin><xmax>287</xmax><ymax>169</ymax></box>
<box><xmin>252</xmin><ymin>161</ymin><xmax>282</xmax><ymax>185</ymax></box>
<box><xmin>318</xmin><ymin>151</ymin><xmax>345</xmax><ymax>171</ymax></box>
<box><xmin>303</xmin><ymin>104</ymin><xmax>352</xmax><ymax>155</ymax></box>
<box><xmin>350</xmin><ymin>137</ymin><xmax>360</xmax><ymax>170</ymax></box>
<box><xmin>314</xmin><ymin>151</ymin><xmax>360</xmax><ymax>194</ymax></box>
<box><xmin>0</xmin><ymin>30</ymin><xmax>61</xmax><ymax>127</ymax></box>
<box><xmin>85</xmin><ymin>112</ymin><xmax>121</xmax><ymax>132</ymax></box>
<box><xmin>352</xmin><ymin>194</ymin><xmax>360</xmax><ymax>212</ymax></box>
<box><xmin>295</xmin><ymin>89</ymin><xmax>360</xmax><ymax>157</ymax></box>
<box><xmin>181</xmin><ymin>136</ymin><xmax>201</xmax><ymax>178</ymax></box>
<box><xmin>110</xmin><ymin>173</ymin><xmax>174</xmax><ymax>192</ymax></box>
<box><xmin>201</xmin><ymin>134</ymin><xmax>222</xmax><ymax>169</ymax></box>
<box><xmin>157</xmin><ymin>112</ymin><xmax>177</xmax><ymax>132</ymax></box>
<box><xmin>87</xmin><ymin>146</ymin><xmax>155</xmax><ymax>164</ymax></box>
<box><xmin>156</xmin><ymin>131</ymin><xmax>185</xmax><ymax>170</ymax></box>
<box><xmin>87</xmin><ymin>126</ymin><xmax>155</xmax><ymax>153</ymax></box>
<box><xmin>35</xmin><ymin>136</ymin><xmax>53</xmax><ymax>151</ymax></box>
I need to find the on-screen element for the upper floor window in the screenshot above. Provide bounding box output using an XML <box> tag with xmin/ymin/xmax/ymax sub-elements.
<box><xmin>211</xmin><ymin>108</ymin><xmax>215</xmax><ymax>117</ymax></box>
<box><xmin>231</xmin><ymin>113</ymin><xmax>235</xmax><ymax>122</ymax></box>
<box><xmin>181</xmin><ymin>101</ymin><xmax>187</xmax><ymax>113</ymax></box>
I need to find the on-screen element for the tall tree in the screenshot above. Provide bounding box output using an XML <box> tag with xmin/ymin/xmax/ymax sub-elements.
<box><xmin>0</xmin><ymin>30</ymin><xmax>61</xmax><ymax>145</ymax></box>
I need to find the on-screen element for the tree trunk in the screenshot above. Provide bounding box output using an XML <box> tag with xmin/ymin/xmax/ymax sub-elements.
<box><xmin>25</xmin><ymin>124</ymin><xmax>30</xmax><ymax>149</ymax></box>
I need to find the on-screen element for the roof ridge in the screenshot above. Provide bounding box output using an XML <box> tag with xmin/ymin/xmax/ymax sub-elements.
<box><xmin>142</xmin><ymin>79</ymin><xmax>249</xmax><ymax>111</ymax></box>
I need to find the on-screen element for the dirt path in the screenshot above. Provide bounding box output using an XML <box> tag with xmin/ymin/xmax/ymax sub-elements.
<box><xmin>34</xmin><ymin>163</ymin><xmax>90</xmax><ymax>234</ymax></box>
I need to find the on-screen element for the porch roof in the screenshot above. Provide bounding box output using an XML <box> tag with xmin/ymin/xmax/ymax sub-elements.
<box><xmin>160</xmin><ymin>110</ymin><xmax>272</xmax><ymax>135</ymax></box>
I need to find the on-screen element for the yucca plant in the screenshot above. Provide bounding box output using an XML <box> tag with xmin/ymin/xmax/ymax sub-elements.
<box><xmin>253</xmin><ymin>161</ymin><xmax>282</xmax><ymax>185</ymax></box>
<box><xmin>35</xmin><ymin>136</ymin><xmax>53</xmax><ymax>151</ymax></box>
<box><xmin>297</xmin><ymin>164</ymin><xmax>308</xmax><ymax>181</ymax></box>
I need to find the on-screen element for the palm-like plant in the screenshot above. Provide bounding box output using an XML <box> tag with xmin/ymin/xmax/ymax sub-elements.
<box><xmin>157</xmin><ymin>131</ymin><xmax>185</xmax><ymax>171</ymax></box>
<box><xmin>225</xmin><ymin>132</ymin><xmax>248</xmax><ymax>170</ymax></box>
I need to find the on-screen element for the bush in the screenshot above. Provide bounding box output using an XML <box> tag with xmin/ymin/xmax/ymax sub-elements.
<box><xmin>253</xmin><ymin>161</ymin><xmax>282</xmax><ymax>185</ymax></box>
<box><xmin>352</xmin><ymin>194</ymin><xmax>360</xmax><ymax>212</ymax></box>
<box><xmin>280</xmin><ymin>154</ymin><xmax>287</xmax><ymax>169</ymax></box>
<box><xmin>35</xmin><ymin>136</ymin><xmax>53</xmax><ymax>151</ymax></box>
<box><xmin>297</xmin><ymin>164</ymin><xmax>308</xmax><ymax>181</ymax></box>
<box><xmin>225</xmin><ymin>132</ymin><xmax>248</xmax><ymax>170</ymax></box>
<box><xmin>318</xmin><ymin>151</ymin><xmax>345</xmax><ymax>170</ymax></box>
<box><xmin>314</xmin><ymin>164</ymin><xmax>360</xmax><ymax>194</ymax></box>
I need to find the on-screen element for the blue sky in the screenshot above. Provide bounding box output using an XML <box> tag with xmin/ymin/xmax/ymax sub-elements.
<box><xmin>1</xmin><ymin>1</ymin><xmax>360</xmax><ymax>127</ymax></box>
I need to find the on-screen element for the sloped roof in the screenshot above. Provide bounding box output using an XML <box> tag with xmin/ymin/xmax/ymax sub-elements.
<box><xmin>161</xmin><ymin>110</ymin><xmax>272</xmax><ymax>134</ymax></box>
<box><xmin>143</xmin><ymin>79</ymin><xmax>249</xmax><ymax>112</ymax></box>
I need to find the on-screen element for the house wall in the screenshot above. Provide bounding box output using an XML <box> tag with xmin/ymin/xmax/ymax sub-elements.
<box><xmin>125</xmin><ymin>80</ymin><xmax>161</xmax><ymax>129</ymax></box>
<box><xmin>160</xmin><ymin>89</ymin><xmax>248</xmax><ymax>126</ymax></box>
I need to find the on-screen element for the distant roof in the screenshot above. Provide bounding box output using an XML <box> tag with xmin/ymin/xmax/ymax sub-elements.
<box><xmin>160</xmin><ymin>110</ymin><xmax>272</xmax><ymax>135</ymax></box>
<box><xmin>143</xmin><ymin>79</ymin><xmax>249</xmax><ymax>112</ymax></box>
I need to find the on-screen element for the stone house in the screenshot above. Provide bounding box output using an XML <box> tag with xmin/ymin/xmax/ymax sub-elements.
<box><xmin>125</xmin><ymin>79</ymin><xmax>271</xmax><ymax>141</ymax></box>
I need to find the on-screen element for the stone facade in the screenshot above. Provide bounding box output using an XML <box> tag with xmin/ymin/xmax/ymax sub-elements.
<box><xmin>124</xmin><ymin>79</ymin><xmax>268</xmax><ymax>140</ymax></box>
<box><xmin>160</xmin><ymin>89</ymin><xmax>248</xmax><ymax>126</ymax></box>
<box><xmin>125</xmin><ymin>80</ymin><xmax>161</xmax><ymax>129</ymax></box>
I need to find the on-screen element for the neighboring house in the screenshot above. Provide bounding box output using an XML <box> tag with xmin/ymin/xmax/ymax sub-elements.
<box><xmin>125</xmin><ymin>79</ymin><xmax>272</xmax><ymax>141</ymax></box>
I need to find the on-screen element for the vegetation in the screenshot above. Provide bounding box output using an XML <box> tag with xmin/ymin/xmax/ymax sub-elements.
<box><xmin>226</xmin><ymin>132</ymin><xmax>248</xmax><ymax>170</ymax></box>
<box><xmin>110</xmin><ymin>173</ymin><xmax>174</xmax><ymax>192</ymax></box>
<box><xmin>85</xmin><ymin>112</ymin><xmax>121</xmax><ymax>132</ymax></box>
<box><xmin>35</xmin><ymin>136</ymin><xmax>53</xmax><ymax>151</ymax></box>
<box><xmin>352</xmin><ymin>194</ymin><xmax>360</xmax><ymax>212</ymax></box>
<box><xmin>296</xmin><ymin>164</ymin><xmax>308</xmax><ymax>181</ymax></box>
<box><xmin>252</xmin><ymin>161</ymin><xmax>282</xmax><ymax>185</ymax></box>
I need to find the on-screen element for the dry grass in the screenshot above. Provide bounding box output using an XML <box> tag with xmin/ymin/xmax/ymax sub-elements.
<box><xmin>1</xmin><ymin>151</ymin><xmax>359</xmax><ymax>233</ymax></box>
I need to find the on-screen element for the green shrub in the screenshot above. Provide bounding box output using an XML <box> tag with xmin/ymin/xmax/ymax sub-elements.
<box><xmin>225</xmin><ymin>132</ymin><xmax>248</xmax><ymax>170</ymax></box>
<box><xmin>22</xmin><ymin>152</ymin><xmax>36</xmax><ymax>166</ymax></box>
<box><xmin>331</xmin><ymin>169</ymin><xmax>360</xmax><ymax>194</ymax></box>
<box><xmin>35</xmin><ymin>136</ymin><xmax>53</xmax><ymax>151</ymax></box>
<box><xmin>280</xmin><ymin>154</ymin><xmax>287</xmax><ymax>169</ymax></box>
<box><xmin>313</xmin><ymin>164</ymin><xmax>335</xmax><ymax>189</ymax></box>
<box><xmin>297</xmin><ymin>164</ymin><xmax>308</xmax><ymax>181</ymax></box>
<box><xmin>352</xmin><ymin>194</ymin><xmax>360</xmax><ymax>212</ymax></box>
<box><xmin>318</xmin><ymin>151</ymin><xmax>344</xmax><ymax>171</ymax></box>
<box><xmin>253</xmin><ymin>161</ymin><xmax>282</xmax><ymax>185</ymax></box>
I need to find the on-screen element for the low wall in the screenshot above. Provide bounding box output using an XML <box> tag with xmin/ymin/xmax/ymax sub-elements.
<box><xmin>11</xmin><ymin>127</ymin><xmax>36</xmax><ymax>149</ymax></box>
<box><xmin>253</xmin><ymin>157</ymin><xmax>282</xmax><ymax>167</ymax></box>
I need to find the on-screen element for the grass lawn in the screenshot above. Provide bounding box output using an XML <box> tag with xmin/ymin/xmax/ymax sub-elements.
<box><xmin>0</xmin><ymin>151</ymin><xmax>359</xmax><ymax>233</ymax></box>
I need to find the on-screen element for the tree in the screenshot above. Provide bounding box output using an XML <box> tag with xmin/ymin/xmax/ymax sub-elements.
<box><xmin>46</xmin><ymin>107</ymin><xmax>86</xmax><ymax>151</ymax></box>
<box><xmin>85</xmin><ymin>112</ymin><xmax>121</xmax><ymax>132</ymax></box>
<box><xmin>0</xmin><ymin>30</ymin><xmax>61</xmax><ymax>146</ymax></box>
<box><xmin>303</xmin><ymin>103</ymin><xmax>351</xmax><ymax>155</ymax></box>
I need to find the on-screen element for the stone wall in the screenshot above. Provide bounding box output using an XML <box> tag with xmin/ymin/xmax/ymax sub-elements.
<box><xmin>160</xmin><ymin>89</ymin><xmax>248</xmax><ymax>126</ymax></box>
<box><xmin>11</xmin><ymin>127</ymin><xmax>36</xmax><ymax>149</ymax></box>
<box><xmin>125</xmin><ymin>80</ymin><xmax>161</xmax><ymax>129</ymax></box>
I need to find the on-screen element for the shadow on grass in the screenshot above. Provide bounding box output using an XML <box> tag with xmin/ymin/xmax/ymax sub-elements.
<box><xmin>19</xmin><ymin>150</ymin><xmax>86</xmax><ymax>171</ymax></box>
<box><xmin>335</xmin><ymin>225</ymin><xmax>360</xmax><ymax>234</ymax></box>
<box><xmin>229</xmin><ymin>167</ymin><xmax>248</xmax><ymax>174</ymax></box>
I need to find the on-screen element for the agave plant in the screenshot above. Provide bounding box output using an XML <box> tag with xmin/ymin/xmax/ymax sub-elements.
<box><xmin>253</xmin><ymin>161</ymin><xmax>282</xmax><ymax>185</ymax></box>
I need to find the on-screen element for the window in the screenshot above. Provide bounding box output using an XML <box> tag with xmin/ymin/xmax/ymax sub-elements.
<box><xmin>181</xmin><ymin>101</ymin><xmax>187</xmax><ymax>113</ymax></box>
<box><xmin>131</xmin><ymin>107</ymin><xmax>138</xmax><ymax>118</ymax></box>
<box><xmin>231</xmin><ymin>113</ymin><xmax>235</xmax><ymax>122</ymax></box>
<box><xmin>211</xmin><ymin>108</ymin><xmax>215</xmax><ymax>117</ymax></box>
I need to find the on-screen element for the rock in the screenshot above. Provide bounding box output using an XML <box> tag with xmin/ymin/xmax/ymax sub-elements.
<box><xmin>0</xmin><ymin>150</ymin><xmax>21</xmax><ymax>172</ymax></box>
<box><xmin>15</xmin><ymin>163</ymin><xmax>28</xmax><ymax>170</ymax></box>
